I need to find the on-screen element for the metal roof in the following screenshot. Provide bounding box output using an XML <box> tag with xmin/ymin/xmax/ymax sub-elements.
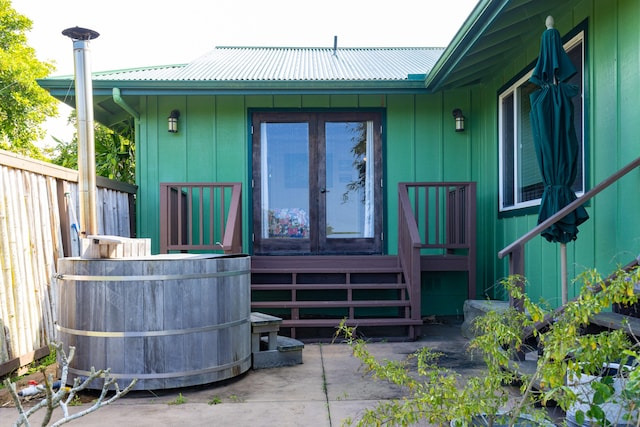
<box><xmin>83</xmin><ymin>47</ymin><xmax>444</xmax><ymax>82</ymax></box>
<box><xmin>39</xmin><ymin>46</ymin><xmax>446</xmax><ymax>127</ymax></box>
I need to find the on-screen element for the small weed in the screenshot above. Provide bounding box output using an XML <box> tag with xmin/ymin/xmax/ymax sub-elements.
<box><xmin>68</xmin><ymin>395</ymin><xmax>82</xmax><ymax>406</ymax></box>
<box><xmin>168</xmin><ymin>393</ymin><xmax>187</xmax><ymax>405</ymax></box>
<box><xmin>1</xmin><ymin>349</ymin><xmax>57</xmax><ymax>388</ymax></box>
<box><xmin>208</xmin><ymin>395</ymin><xmax>222</xmax><ymax>405</ymax></box>
<box><xmin>228</xmin><ymin>394</ymin><xmax>243</xmax><ymax>403</ymax></box>
<box><xmin>27</xmin><ymin>350</ymin><xmax>57</xmax><ymax>375</ymax></box>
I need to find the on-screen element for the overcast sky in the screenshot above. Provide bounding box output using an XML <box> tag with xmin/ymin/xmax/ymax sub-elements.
<box><xmin>12</xmin><ymin>0</ymin><xmax>479</xmax><ymax>145</ymax></box>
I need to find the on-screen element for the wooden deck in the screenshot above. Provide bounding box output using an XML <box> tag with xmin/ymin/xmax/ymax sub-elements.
<box><xmin>159</xmin><ymin>181</ymin><xmax>478</xmax><ymax>341</ymax></box>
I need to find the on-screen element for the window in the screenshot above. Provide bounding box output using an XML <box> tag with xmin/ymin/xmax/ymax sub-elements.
<box><xmin>499</xmin><ymin>30</ymin><xmax>585</xmax><ymax>212</ymax></box>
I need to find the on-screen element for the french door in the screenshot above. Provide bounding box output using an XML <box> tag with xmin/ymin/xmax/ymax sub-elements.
<box><xmin>252</xmin><ymin>112</ymin><xmax>383</xmax><ymax>255</ymax></box>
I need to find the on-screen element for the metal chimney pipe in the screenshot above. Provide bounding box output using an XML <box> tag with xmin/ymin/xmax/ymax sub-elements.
<box><xmin>62</xmin><ymin>27</ymin><xmax>100</xmax><ymax>237</ymax></box>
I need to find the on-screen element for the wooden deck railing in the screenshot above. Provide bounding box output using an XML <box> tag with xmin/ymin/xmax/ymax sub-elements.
<box><xmin>159</xmin><ymin>182</ymin><xmax>242</xmax><ymax>254</ymax></box>
<box><xmin>398</xmin><ymin>182</ymin><xmax>477</xmax><ymax>325</ymax></box>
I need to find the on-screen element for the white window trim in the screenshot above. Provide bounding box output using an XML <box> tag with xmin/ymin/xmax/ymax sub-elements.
<box><xmin>499</xmin><ymin>31</ymin><xmax>585</xmax><ymax>213</ymax></box>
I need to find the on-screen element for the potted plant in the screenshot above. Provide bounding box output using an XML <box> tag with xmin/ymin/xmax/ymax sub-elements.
<box><xmin>336</xmin><ymin>265</ymin><xmax>640</xmax><ymax>426</ymax></box>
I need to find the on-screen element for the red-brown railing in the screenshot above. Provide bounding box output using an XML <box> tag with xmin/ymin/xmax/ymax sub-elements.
<box><xmin>398</xmin><ymin>182</ymin><xmax>477</xmax><ymax>325</ymax></box>
<box><xmin>159</xmin><ymin>182</ymin><xmax>242</xmax><ymax>254</ymax></box>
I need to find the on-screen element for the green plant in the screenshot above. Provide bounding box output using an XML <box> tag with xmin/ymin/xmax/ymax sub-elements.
<box><xmin>0</xmin><ymin>1</ymin><xmax>58</xmax><ymax>159</ymax></box>
<box><xmin>208</xmin><ymin>395</ymin><xmax>222</xmax><ymax>405</ymax></box>
<box><xmin>228</xmin><ymin>394</ymin><xmax>243</xmax><ymax>403</ymax></box>
<box><xmin>0</xmin><ymin>349</ymin><xmax>58</xmax><ymax>389</ymax></box>
<box><xmin>45</xmin><ymin>112</ymin><xmax>136</xmax><ymax>185</ymax></box>
<box><xmin>168</xmin><ymin>393</ymin><xmax>187</xmax><ymax>405</ymax></box>
<box><xmin>26</xmin><ymin>349</ymin><xmax>57</xmax><ymax>377</ymax></box>
<box><xmin>478</xmin><ymin>268</ymin><xmax>640</xmax><ymax>427</ymax></box>
<box><xmin>337</xmin><ymin>265</ymin><xmax>640</xmax><ymax>427</ymax></box>
<box><xmin>337</xmin><ymin>321</ymin><xmax>510</xmax><ymax>426</ymax></box>
<box><xmin>68</xmin><ymin>394</ymin><xmax>82</xmax><ymax>406</ymax></box>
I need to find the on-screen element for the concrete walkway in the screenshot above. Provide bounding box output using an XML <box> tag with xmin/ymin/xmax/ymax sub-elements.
<box><xmin>1</xmin><ymin>321</ymin><xmax>482</xmax><ymax>427</ymax></box>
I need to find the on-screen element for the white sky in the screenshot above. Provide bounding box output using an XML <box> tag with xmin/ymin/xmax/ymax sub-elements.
<box><xmin>12</xmin><ymin>0</ymin><xmax>479</xmax><ymax>146</ymax></box>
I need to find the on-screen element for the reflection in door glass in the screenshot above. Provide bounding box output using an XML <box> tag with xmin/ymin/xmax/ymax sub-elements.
<box><xmin>325</xmin><ymin>121</ymin><xmax>374</xmax><ymax>238</ymax></box>
<box><xmin>261</xmin><ymin>123</ymin><xmax>310</xmax><ymax>239</ymax></box>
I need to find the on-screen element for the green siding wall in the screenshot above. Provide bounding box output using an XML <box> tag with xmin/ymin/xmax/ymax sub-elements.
<box><xmin>137</xmin><ymin>91</ymin><xmax>473</xmax><ymax>316</ymax></box>
<box><xmin>135</xmin><ymin>0</ymin><xmax>640</xmax><ymax>315</ymax></box>
<box><xmin>468</xmin><ymin>0</ymin><xmax>640</xmax><ymax>306</ymax></box>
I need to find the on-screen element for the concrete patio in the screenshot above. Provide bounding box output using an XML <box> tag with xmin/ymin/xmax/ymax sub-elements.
<box><xmin>0</xmin><ymin>319</ymin><xmax>489</xmax><ymax>427</ymax></box>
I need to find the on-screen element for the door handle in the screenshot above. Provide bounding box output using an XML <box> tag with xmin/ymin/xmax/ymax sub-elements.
<box><xmin>320</xmin><ymin>188</ymin><xmax>329</xmax><ymax>193</ymax></box>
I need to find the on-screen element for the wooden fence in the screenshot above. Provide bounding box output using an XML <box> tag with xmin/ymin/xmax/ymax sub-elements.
<box><xmin>0</xmin><ymin>150</ymin><xmax>137</xmax><ymax>374</ymax></box>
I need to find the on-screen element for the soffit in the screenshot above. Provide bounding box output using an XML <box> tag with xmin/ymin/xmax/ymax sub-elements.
<box><xmin>426</xmin><ymin>0</ymin><xmax>573</xmax><ymax>91</ymax></box>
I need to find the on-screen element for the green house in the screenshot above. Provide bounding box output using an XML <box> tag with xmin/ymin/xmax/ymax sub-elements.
<box><xmin>39</xmin><ymin>0</ymin><xmax>640</xmax><ymax>339</ymax></box>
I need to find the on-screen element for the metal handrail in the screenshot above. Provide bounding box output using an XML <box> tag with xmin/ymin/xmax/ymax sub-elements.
<box><xmin>498</xmin><ymin>156</ymin><xmax>640</xmax><ymax>272</ymax></box>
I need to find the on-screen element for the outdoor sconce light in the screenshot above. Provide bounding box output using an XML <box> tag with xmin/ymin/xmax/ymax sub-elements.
<box><xmin>452</xmin><ymin>108</ymin><xmax>465</xmax><ymax>132</ymax></box>
<box><xmin>168</xmin><ymin>110</ymin><xmax>180</xmax><ymax>133</ymax></box>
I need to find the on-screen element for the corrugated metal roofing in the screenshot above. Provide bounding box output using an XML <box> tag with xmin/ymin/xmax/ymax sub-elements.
<box><xmin>89</xmin><ymin>47</ymin><xmax>444</xmax><ymax>82</ymax></box>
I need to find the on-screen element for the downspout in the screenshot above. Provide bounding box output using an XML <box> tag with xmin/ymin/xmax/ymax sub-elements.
<box><xmin>112</xmin><ymin>87</ymin><xmax>140</xmax><ymax>237</ymax></box>
<box><xmin>112</xmin><ymin>88</ymin><xmax>140</xmax><ymax>120</ymax></box>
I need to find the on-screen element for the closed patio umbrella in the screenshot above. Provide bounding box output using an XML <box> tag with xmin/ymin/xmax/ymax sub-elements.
<box><xmin>529</xmin><ymin>16</ymin><xmax>589</xmax><ymax>304</ymax></box>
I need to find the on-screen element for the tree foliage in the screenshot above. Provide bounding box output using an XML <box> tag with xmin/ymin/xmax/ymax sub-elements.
<box><xmin>45</xmin><ymin>113</ymin><xmax>136</xmax><ymax>185</ymax></box>
<box><xmin>0</xmin><ymin>0</ymin><xmax>57</xmax><ymax>158</ymax></box>
<box><xmin>338</xmin><ymin>266</ymin><xmax>640</xmax><ymax>427</ymax></box>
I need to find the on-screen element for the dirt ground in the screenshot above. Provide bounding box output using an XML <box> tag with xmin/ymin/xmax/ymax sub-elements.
<box><xmin>0</xmin><ymin>364</ymin><xmax>95</xmax><ymax>409</ymax></box>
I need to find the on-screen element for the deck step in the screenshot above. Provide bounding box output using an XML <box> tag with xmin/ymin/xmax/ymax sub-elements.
<box><xmin>251</xmin><ymin>255</ymin><xmax>401</xmax><ymax>273</ymax></box>
<box><xmin>260</xmin><ymin>335</ymin><xmax>304</xmax><ymax>352</ymax></box>
<box><xmin>252</xmin><ymin>300</ymin><xmax>411</xmax><ymax>309</ymax></box>
<box><xmin>250</xmin><ymin>312</ymin><xmax>304</xmax><ymax>369</ymax></box>
<box><xmin>590</xmin><ymin>312</ymin><xmax>640</xmax><ymax>336</ymax></box>
<box><xmin>282</xmin><ymin>317</ymin><xmax>424</xmax><ymax>328</ymax></box>
<box><xmin>253</xmin><ymin>336</ymin><xmax>304</xmax><ymax>369</ymax></box>
<box><xmin>251</xmin><ymin>255</ymin><xmax>420</xmax><ymax>340</ymax></box>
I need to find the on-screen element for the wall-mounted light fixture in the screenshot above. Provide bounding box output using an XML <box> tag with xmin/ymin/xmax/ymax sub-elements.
<box><xmin>452</xmin><ymin>108</ymin><xmax>465</xmax><ymax>132</ymax></box>
<box><xmin>168</xmin><ymin>110</ymin><xmax>180</xmax><ymax>133</ymax></box>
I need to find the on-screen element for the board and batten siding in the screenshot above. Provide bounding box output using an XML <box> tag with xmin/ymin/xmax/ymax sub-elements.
<box><xmin>469</xmin><ymin>0</ymin><xmax>640</xmax><ymax>306</ymax></box>
<box><xmin>137</xmin><ymin>91</ymin><xmax>475</xmax><ymax>315</ymax></box>
<box><xmin>135</xmin><ymin>0</ymin><xmax>640</xmax><ymax>314</ymax></box>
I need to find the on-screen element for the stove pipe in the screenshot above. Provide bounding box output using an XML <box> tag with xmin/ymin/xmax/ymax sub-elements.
<box><xmin>62</xmin><ymin>27</ymin><xmax>100</xmax><ymax>238</ymax></box>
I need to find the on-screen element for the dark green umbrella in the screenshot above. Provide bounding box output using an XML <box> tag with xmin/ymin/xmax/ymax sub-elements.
<box><xmin>530</xmin><ymin>17</ymin><xmax>589</xmax><ymax>243</ymax></box>
<box><xmin>529</xmin><ymin>16</ymin><xmax>589</xmax><ymax>303</ymax></box>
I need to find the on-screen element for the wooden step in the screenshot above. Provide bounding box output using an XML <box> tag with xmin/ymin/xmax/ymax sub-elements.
<box><xmin>260</xmin><ymin>335</ymin><xmax>304</xmax><ymax>352</ymax></box>
<box><xmin>252</xmin><ymin>300</ymin><xmax>410</xmax><ymax>309</ymax></box>
<box><xmin>282</xmin><ymin>318</ymin><xmax>424</xmax><ymax>328</ymax></box>
<box><xmin>254</xmin><ymin>335</ymin><xmax>304</xmax><ymax>369</ymax></box>
<box><xmin>250</xmin><ymin>255</ymin><xmax>419</xmax><ymax>340</ymax></box>
<box><xmin>590</xmin><ymin>312</ymin><xmax>640</xmax><ymax>336</ymax></box>
<box><xmin>251</xmin><ymin>255</ymin><xmax>401</xmax><ymax>273</ymax></box>
<box><xmin>251</xmin><ymin>283</ymin><xmax>407</xmax><ymax>291</ymax></box>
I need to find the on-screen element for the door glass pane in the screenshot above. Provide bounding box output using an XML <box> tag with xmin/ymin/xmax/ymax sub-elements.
<box><xmin>261</xmin><ymin>122</ymin><xmax>310</xmax><ymax>239</ymax></box>
<box><xmin>324</xmin><ymin>121</ymin><xmax>374</xmax><ymax>239</ymax></box>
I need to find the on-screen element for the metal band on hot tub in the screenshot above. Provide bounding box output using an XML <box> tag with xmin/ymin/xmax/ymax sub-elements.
<box><xmin>56</xmin><ymin>316</ymin><xmax>249</xmax><ymax>338</ymax></box>
<box><xmin>67</xmin><ymin>355</ymin><xmax>253</xmax><ymax>380</ymax></box>
<box><xmin>55</xmin><ymin>269</ymin><xmax>250</xmax><ymax>282</ymax></box>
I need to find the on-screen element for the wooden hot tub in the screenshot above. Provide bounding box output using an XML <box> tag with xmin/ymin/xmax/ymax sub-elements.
<box><xmin>56</xmin><ymin>253</ymin><xmax>251</xmax><ymax>390</ymax></box>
